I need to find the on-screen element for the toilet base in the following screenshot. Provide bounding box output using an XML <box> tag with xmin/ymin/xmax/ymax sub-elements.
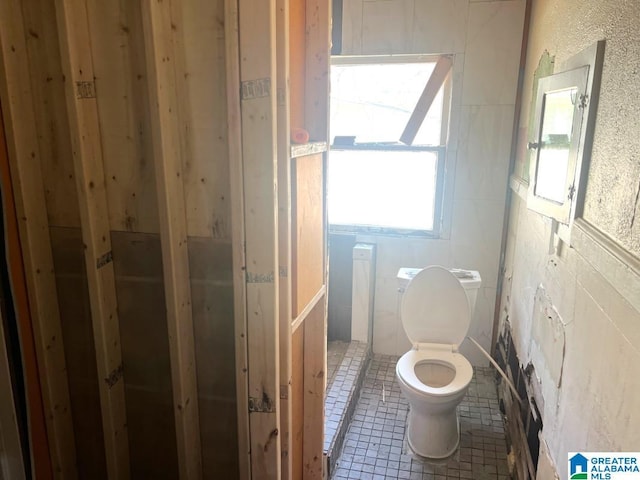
<box><xmin>406</xmin><ymin>407</ymin><xmax>460</xmax><ymax>459</ymax></box>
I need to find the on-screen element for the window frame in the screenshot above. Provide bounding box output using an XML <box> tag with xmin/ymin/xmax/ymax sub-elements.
<box><xmin>328</xmin><ymin>54</ymin><xmax>451</xmax><ymax>237</ymax></box>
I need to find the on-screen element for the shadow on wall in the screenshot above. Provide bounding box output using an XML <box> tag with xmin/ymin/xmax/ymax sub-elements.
<box><xmin>328</xmin><ymin>233</ymin><xmax>356</xmax><ymax>341</ymax></box>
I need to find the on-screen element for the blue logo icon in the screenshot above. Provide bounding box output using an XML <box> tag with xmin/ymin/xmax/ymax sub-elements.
<box><xmin>570</xmin><ymin>453</ymin><xmax>588</xmax><ymax>479</ymax></box>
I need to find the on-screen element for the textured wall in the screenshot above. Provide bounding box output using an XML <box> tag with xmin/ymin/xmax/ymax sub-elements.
<box><xmin>503</xmin><ymin>0</ymin><xmax>640</xmax><ymax>478</ymax></box>
<box><xmin>337</xmin><ymin>0</ymin><xmax>526</xmax><ymax>364</ymax></box>
<box><xmin>515</xmin><ymin>0</ymin><xmax>640</xmax><ymax>255</ymax></box>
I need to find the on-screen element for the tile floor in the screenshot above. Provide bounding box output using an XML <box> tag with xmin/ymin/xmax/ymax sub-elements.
<box><xmin>325</xmin><ymin>341</ymin><xmax>370</xmax><ymax>473</ymax></box>
<box><xmin>331</xmin><ymin>354</ymin><xmax>511</xmax><ymax>480</ymax></box>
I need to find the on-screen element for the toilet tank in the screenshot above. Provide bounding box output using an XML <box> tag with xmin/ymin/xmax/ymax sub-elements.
<box><xmin>397</xmin><ymin>267</ymin><xmax>482</xmax><ymax>312</ymax></box>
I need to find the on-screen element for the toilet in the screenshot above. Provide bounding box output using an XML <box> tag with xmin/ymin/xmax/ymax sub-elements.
<box><xmin>395</xmin><ymin>266</ymin><xmax>482</xmax><ymax>459</ymax></box>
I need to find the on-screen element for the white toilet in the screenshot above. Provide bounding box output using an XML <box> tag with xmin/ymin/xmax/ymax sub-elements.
<box><xmin>395</xmin><ymin>266</ymin><xmax>482</xmax><ymax>459</ymax></box>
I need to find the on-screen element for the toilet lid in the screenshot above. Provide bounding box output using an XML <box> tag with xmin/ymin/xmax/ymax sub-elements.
<box><xmin>401</xmin><ymin>266</ymin><xmax>471</xmax><ymax>346</ymax></box>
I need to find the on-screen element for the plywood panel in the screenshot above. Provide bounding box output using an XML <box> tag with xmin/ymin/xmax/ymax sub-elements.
<box><xmin>292</xmin><ymin>153</ymin><xmax>324</xmax><ymax>316</ymax></box>
<box><xmin>302</xmin><ymin>299</ymin><xmax>326</xmax><ymax>479</ymax></box>
<box><xmin>291</xmin><ymin>324</ymin><xmax>304</xmax><ymax>480</ymax></box>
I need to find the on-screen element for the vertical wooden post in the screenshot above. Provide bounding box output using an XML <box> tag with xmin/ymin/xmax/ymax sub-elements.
<box><xmin>303</xmin><ymin>1</ymin><xmax>330</xmax><ymax>477</ymax></box>
<box><xmin>237</xmin><ymin>0</ymin><xmax>282</xmax><ymax>477</ymax></box>
<box><xmin>53</xmin><ymin>1</ymin><xmax>130</xmax><ymax>478</ymax></box>
<box><xmin>223</xmin><ymin>0</ymin><xmax>251</xmax><ymax>477</ymax></box>
<box><xmin>275</xmin><ymin>0</ymin><xmax>293</xmax><ymax>477</ymax></box>
<box><xmin>141</xmin><ymin>1</ymin><xmax>202</xmax><ymax>479</ymax></box>
<box><xmin>0</xmin><ymin>2</ymin><xmax>77</xmax><ymax>477</ymax></box>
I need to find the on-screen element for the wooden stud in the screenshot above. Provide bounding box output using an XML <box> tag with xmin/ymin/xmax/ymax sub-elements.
<box><xmin>400</xmin><ymin>56</ymin><xmax>452</xmax><ymax>145</ymax></box>
<box><xmin>275</xmin><ymin>0</ymin><xmax>294</xmax><ymax>477</ymax></box>
<box><xmin>224</xmin><ymin>0</ymin><xmax>251</xmax><ymax>477</ymax></box>
<box><xmin>237</xmin><ymin>0</ymin><xmax>282</xmax><ymax>476</ymax></box>
<box><xmin>0</xmin><ymin>96</ymin><xmax>53</xmax><ymax>480</ymax></box>
<box><xmin>141</xmin><ymin>1</ymin><xmax>202</xmax><ymax>478</ymax></box>
<box><xmin>53</xmin><ymin>0</ymin><xmax>129</xmax><ymax>477</ymax></box>
<box><xmin>277</xmin><ymin>3</ymin><xmax>291</xmax><ymax>470</ymax></box>
<box><xmin>304</xmin><ymin>0</ymin><xmax>331</xmax><ymax>141</ymax></box>
<box><xmin>0</xmin><ymin>2</ymin><xmax>78</xmax><ymax>477</ymax></box>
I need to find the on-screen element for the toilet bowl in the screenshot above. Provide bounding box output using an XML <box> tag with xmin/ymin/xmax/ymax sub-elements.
<box><xmin>395</xmin><ymin>266</ymin><xmax>481</xmax><ymax>459</ymax></box>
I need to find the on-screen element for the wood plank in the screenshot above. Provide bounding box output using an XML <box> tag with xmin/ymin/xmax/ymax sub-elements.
<box><xmin>0</xmin><ymin>91</ymin><xmax>53</xmax><ymax>479</ymax></box>
<box><xmin>53</xmin><ymin>1</ymin><xmax>129</xmax><ymax>477</ymax></box>
<box><xmin>85</xmin><ymin>0</ymin><xmax>159</xmax><ymax>234</ymax></box>
<box><xmin>291</xmin><ymin>154</ymin><xmax>324</xmax><ymax>317</ymax></box>
<box><xmin>289</xmin><ymin>0</ymin><xmax>306</xmax><ymax>131</ymax></box>
<box><xmin>291</xmin><ymin>324</ymin><xmax>304</xmax><ymax>480</ymax></box>
<box><xmin>400</xmin><ymin>56</ymin><xmax>452</xmax><ymax>145</ymax></box>
<box><xmin>304</xmin><ymin>0</ymin><xmax>331</xmax><ymax>141</ymax></box>
<box><xmin>302</xmin><ymin>298</ymin><xmax>326</xmax><ymax>479</ymax></box>
<box><xmin>141</xmin><ymin>1</ymin><xmax>202</xmax><ymax>478</ymax></box>
<box><xmin>290</xmin><ymin>141</ymin><xmax>327</xmax><ymax>159</ymax></box>
<box><xmin>291</xmin><ymin>285</ymin><xmax>325</xmax><ymax>334</ymax></box>
<box><xmin>237</xmin><ymin>0</ymin><xmax>282</xmax><ymax>476</ymax></box>
<box><xmin>223</xmin><ymin>0</ymin><xmax>251</xmax><ymax>476</ymax></box>
<box><xmin>276</xmin><ymin>0</ymin><xmax>293</xmax><ymax>477</ymax></box>
<box><xmin>0</xmin><ymin>2</ymin><xmax>78</xmax><ymax>477</ymax></box>
<box><xmin>21</xmin><ymin>0</ymin><xmax>80</xmax><ymax>229</ymax></box>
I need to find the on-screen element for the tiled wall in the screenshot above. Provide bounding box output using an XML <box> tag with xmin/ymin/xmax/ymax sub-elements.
<box><xmin>337</xmin><ymin>0</ymin><xmax>526</xmax><ymax>364</ymax></box>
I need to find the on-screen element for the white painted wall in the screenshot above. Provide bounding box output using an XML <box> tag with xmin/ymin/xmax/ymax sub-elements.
<box><xmin>340</xmin><ymin>0</ymin><xmax>526</xmax><ymax>364</ymax></box>
<box><xmin>501</xmin><ymin>1</ymin><xmax>640</xmax><ymax>478</ymax></box>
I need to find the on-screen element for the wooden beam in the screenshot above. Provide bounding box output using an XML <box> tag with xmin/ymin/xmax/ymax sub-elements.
<box><xmin>0</xmin><ymin>2</ymin><xmax>77</xmax><ymax>477</ymax></box>
<box><xmin>304</xmin><ymin>0</ymin><xmax>331</xmax><ymax>141</ymax></box>
<box><xmin>400</xmin><ymin>55</ymin><xmax>452</xmax><ymax>146</ymax></box>
<box><xmin>237</xmin><ymin>0</ymin><xmax>282</xmax><ymax>477</ymax></box>
<box><xmin>224</xmin><ymin>0</ymin><xmax>251</xmax><ymax>477</ymax></box>
<box><xmin>141</xmin><ymin>2</ymin><xmax>202</xmax><ymax>478</ymax></box>
<box><xmin>0</xmin><ymin>94</ymin><xmax>53</xmax><ymax>480</ymax></box>
<box><xmin>275</xmin><ymin>0</ymin><xmax>293</xmax><ymax>476</ymax></box>
<box><xmin>224</xmin><ymin>2</ymin><xmax>253</xmax><ymax>479</ymax></box>
<box><xmin>53</xmin><ymin>1</ymin><xmax>129</xmax><ymax>477</ymax></box>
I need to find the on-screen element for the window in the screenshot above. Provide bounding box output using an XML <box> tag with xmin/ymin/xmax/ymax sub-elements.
<box><xmin>328</xmin><ymin>55</ymin><xmax>451</xmax><ymax>236</ymax></box>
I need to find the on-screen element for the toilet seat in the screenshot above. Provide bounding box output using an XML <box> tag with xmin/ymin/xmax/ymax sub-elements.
<box><xmin>401</xmin><ymin>266</ymin><xmax>470</xmax><ymax>348</ymax></box>
<box><xmin>397</xmin><ymin>348</ymin><xmax>473</xmax><ymax>397</ymax></box>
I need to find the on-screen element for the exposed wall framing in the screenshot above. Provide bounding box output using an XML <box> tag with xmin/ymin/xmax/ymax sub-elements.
<box><xmin>0</xmin><ymin>0</ymin><xmax>329</xmax><ymax>477</ymax></box>
<box><xmin>0</xmin><ymin>2</ymin><xmax>77</xmax><ymax>476</ymax></box>
<box><xmin>141</xmin><ymin>1</ymin><xmax>202</xmax><ymax>477</ymax></box>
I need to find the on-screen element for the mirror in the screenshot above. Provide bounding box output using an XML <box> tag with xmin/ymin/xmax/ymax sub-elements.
<box><xmin>534</xmin><ymin>87</ymin><xmax>578</xmax><ymax>203</ymax></box>
<box><xmin>527</xmin><ymin>66</ymin><xmax>589</xmax><ymax>224</ymax></box>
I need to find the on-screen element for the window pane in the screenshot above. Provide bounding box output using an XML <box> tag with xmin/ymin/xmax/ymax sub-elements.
<box><xmin>534</xmin><ymin>87</ymin><xmax>576</xmax><ymax>203</ymax></box>
<box><xmin>330</xmin><ymin>63</ymin><xmax>444</xmax><ymax>145</ymax></box>
<box><xmin>328</xmin><ymin>150</ymin><xmax>438</xmax><ymax>231</ymax></box>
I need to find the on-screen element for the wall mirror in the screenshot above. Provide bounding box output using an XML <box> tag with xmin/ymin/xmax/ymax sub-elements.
<box><xmin>526</xmin><ymin>41</ymin><xmax>604</xmax><ymax>238</ymax></box>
